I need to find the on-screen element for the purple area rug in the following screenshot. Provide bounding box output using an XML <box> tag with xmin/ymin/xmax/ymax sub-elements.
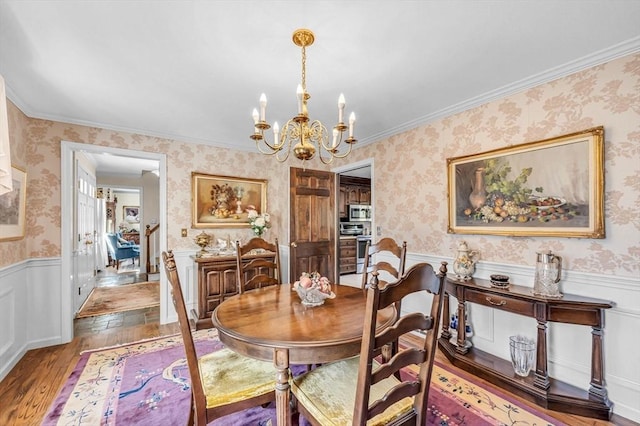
<box><xmin>42</xmin><ymin>329</ymin><xmax>565</xmax><ymax>425</ymax></box>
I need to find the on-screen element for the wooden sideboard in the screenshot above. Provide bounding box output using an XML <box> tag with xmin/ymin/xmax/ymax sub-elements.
<box><xmin>121</xmin><ymin>232</ymin><xmax>140</xmax><ymax>244</ymax></box>
<box><xmin>439</xmin><ymin>276</ymin><xmax>613</xmax><ymax>420</ymax></box>
<box><xmin>192</xmin><ymin>252</ymin><xmax>276</xmax><ymax>329</ymax></box>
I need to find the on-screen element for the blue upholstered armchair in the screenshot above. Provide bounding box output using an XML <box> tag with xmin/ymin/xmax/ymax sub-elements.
<box><xmin>105</xmin><ymin>233</ymin><xmax>139</xmax><ymax>268</ymax></box>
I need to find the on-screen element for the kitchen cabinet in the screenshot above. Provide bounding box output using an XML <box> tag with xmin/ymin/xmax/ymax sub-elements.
<box><xmin>358</xmin><ymin>187</ymin><xmax>371</xmax><ymax>204</ymax></box>
<box><xmin>339</xmin><ymin>186</ymin><xmax>347</xmax><ymax>218</ymax></box>
<box><xmin>339</xmin><ymin>176</ymin><xmax>371</xmax><ymax>219</ymax></box>
<box><xmin>193</xmin><ymin>252</ymin><xmax>275</xmax><ymax>329</ymax></box>
<box><xmin>339</xmin><ymin>237</ymin><xmax>357</xmax><ymax>274</ymax></box>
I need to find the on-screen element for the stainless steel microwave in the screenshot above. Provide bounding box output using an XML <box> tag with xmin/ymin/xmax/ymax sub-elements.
<box><xmin>348</xmin><ymin>204</ymin><xmax>371</xmax><ymax>221</ymax></box>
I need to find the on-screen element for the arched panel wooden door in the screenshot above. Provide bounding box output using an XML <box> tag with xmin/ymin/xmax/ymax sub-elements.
<box><xmin>289</xmin><ymin>167</ymin><xmax>336</xmax><ymax>283</ymax></box>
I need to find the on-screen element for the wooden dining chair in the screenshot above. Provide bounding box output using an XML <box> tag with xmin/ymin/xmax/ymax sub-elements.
<box><xmin>235</xmin><ymin>237</ymin><xmax>282</xmax><ymax>294</ymax></box>
<box><xmin>162</xmin><ymin>250</ymin><xmax>276</xmax><ymax>425</ymax></box>
<box><xmin>292</xmin><ymin>261</ymin><xmax>447</xmax><ymax>426</ymax></box>
<box><xmin>360</xmin><ymin>237</ymin><xmax>407</xmax><ymax>289</ymax></box>
<box><xmin>360</xmin><ymin>237</ymin><xmax>407</xmax><ymax>366</ymax></box>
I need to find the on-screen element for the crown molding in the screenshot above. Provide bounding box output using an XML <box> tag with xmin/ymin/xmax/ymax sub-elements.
<box><xmin>7</xmin><ymin>36</ymin><xmax>640</xmax><ymax>151</ymax></box>
<box><xmin>358</xmin><ymin>36</ymin><xmax>640</xmax><ymax>147</ymax></box>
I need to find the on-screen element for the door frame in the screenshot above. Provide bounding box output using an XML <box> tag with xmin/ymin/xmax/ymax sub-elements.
<box><xmin>332</xmin><ymin>157</ymin><xmax>374</xmax><ymax>275</ymax></box>
<box><xmin>331</xmin><ymin>157</ymin><xmax>377</xmax><ymax>226</ymax></box>
<box><xmin>60</xmin><ymin>141</ymin><xmax>167</xmax><ymax>343</ymax></box>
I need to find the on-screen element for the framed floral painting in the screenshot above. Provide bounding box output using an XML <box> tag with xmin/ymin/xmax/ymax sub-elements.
<box><xmin>191</xmin><ymin>172</ymin><xmax>267</xmax><ymax>229</ymax></box>
<box><xmin>0</xmin><ymin>166</ymin><xmax>27</xmax><ymax>241</ymax></box>
<box><xmin>447</xmin><ymin>127</ymin><xmax>604</xmax><ymax>238</ymax></box>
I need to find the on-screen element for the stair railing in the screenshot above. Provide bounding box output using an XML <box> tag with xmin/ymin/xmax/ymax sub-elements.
<box><xmin>145</xmin><ymin>223</ymin><xmax>160</xmax><ymax>273</ymax></box>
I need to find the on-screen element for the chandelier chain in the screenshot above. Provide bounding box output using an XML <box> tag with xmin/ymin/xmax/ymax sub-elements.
<box><xmin>301</xmin><ymin>45</ymin><xmax>307</xmax><ymax>93</ymax></box>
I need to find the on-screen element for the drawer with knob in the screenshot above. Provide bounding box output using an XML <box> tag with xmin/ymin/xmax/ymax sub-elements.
<box><xmin>465</xmin><ymin>288</ymin><xmax>535</xmax><ymax>317</ymax></box>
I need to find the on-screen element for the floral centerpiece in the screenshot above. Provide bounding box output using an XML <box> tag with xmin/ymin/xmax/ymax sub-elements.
<box><xmin>293</xmin><ymin>271</ymin><xmax>336</xmax><ymax>307</ymax></box>
<box><xmin>247</xmin><ymin>209</ymin><xmax>271</xmax><ymax>236</ymax></box>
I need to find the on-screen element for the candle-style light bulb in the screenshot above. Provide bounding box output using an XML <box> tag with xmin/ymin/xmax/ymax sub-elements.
<box><xmin>273</xmin><ymin>121</ymin><xmax>280</xmax><ymax>145</ymax></box>
<box><xmin>332</xmin><ymin>128</ymin><xmax>339</xmax><ymax>148</ymax></box>
<box><xmin>348</xmin><ymin>112</ymin><xmax>356</xmax><ymax>137</ymax></box>
<box><xmin>259</xmin><ymin>94</ymin><xmax>267</xmax><ymax>121</ymax></box>
<box><xmin>252</xmin><ymin>108</ymin><xmax>259</xmax><ymax>124</ymax></box>
<box><xmin>297</xmin><ymin>84</ymin><xmax>304</xmax><ymax>114</ymax></box>
<box><xmin>338</xmin><ymin>93</ymin><xmax>345</xmax><ymax>123</ymax></box>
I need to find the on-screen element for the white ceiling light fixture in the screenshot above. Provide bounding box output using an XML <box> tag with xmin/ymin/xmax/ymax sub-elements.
<box><xmin>250</xmin><ymin>28</ymin><xmax>357</xmax><ymax>164</ymax></box>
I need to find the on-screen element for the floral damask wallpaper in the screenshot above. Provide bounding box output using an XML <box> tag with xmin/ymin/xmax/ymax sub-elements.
<box><xmin>348</xmin><ymin>53</ymin><xmax>640</xmax><ymax>277</ymax></box>
<box><xmin>1</xmin><ymin>53</ymin><xmax>638</xmax><ymax>278</ymax></box>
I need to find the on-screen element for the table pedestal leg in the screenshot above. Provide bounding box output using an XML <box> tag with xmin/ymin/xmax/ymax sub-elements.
<box><xmin>274</xmin><ymin>348</ymin><xmax>291</xmax><ymax>426</ymax></box>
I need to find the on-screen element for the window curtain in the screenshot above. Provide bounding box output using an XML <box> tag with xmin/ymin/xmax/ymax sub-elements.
<box><xmin>0</xmin><ymin>74</ymin><xmax>12</xmax><ymax>196</ymax></box>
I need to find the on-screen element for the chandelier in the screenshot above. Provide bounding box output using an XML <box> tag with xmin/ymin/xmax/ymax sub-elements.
<box><xmin>250</xmin><ymin>29</ymin><xmax>357</xmax><ymax>164</ymax></box>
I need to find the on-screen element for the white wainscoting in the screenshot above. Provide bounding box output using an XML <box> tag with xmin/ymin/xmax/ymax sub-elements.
<box><xmin>165</xmin><ymin>250</ymin><xmax>199</xmax><ymax>325</ymax></box>
<box><xmin>1</xmin><ymin>250</ymin><xmax>638</xmax><ymax>422</ymax></box>
<box><xmin>0</xmin><ymin>257</ymin><xmax>63</xmax><ymax>381</ymax></box>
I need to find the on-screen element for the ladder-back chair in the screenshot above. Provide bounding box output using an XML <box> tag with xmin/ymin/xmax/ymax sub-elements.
<box><xmin>292</xmin><ymin>261</ymin><xmax>447</xmax><ymax>426</ymax></box>
<box><xmin>235</xmin><ymin>237</ymin><xmax>281</xmax><ymax>294</ymax></box>
<box><xmin>162</xmin><ymin>250</ymin><xmax>276</xmax><ymax>425</ymax></box>
<box><xmin>360</xmin><ymin>237</ymin><xmax>407</xmax><ymax>289</ymax></box>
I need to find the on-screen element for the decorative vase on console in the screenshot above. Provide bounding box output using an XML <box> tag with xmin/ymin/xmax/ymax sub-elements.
<box><xmin>453</xmin><ymin>240</ymin><xmax>479</xmax><ymax>280</ymax></box>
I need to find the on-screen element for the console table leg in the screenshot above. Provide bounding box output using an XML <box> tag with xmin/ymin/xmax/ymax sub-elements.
<box><xmin>441</xmin><ymin>293</ymin><xmax>451</xmax><ymax>340</ymax></box>
<box><xmin>455</xmin><ymin>299</ymin><xmax>468</xmax><ymax>354</ymax></box>
<box><xmin>589</xmin><ymin>326</ymin><xmax>609</xmax><ymax>400</ymax></box>
<box><xmin>534</xmin><ymin>318</ymin><xmax>550</xmax><ymax>390</ymax></box>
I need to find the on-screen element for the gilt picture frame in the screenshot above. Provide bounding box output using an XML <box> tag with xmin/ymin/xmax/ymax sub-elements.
<box><xmin>0</xmin><ymin>166</ymin><xmax>27</xmax><ymax>241</ymax></box>
<box><xmin>191</xmin><ymin>172</ymin><xmax>267</xmax><ymax>229</ymax></box>
<box><xmin>447</xmin><ymin>126</ymin><xmax>604</xmax><ymax>238</ymax></box>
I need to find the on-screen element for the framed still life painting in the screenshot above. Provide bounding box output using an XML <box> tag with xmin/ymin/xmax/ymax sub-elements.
<box><xmin>447</xmin><ymin>127</ymin><xmax>605</xmax><ymax>238</ymax></box>
<box><xmin>191</xmin><ymin>172</ymin><xmax>267</xmax><ymax>229</ymax></box>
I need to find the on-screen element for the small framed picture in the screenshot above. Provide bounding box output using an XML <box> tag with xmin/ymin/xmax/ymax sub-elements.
<box><xmin>123</xmin><ymin>206</ymin><xmax>140</xmax><ymax>223</ymax></box>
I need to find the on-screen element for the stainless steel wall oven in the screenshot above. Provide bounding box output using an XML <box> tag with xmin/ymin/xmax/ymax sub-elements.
<box><xmin>356</xmin><ymin>235</ymin><xmax>371</xmax><ymax>273</ymax></box>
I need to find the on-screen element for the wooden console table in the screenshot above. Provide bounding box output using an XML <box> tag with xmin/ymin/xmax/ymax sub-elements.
<box><xmin>439</xmin><ymin>276</ymin><xmax>613</xmax><ymax>420</ymax></box>
<box><xmin>192</xmin><ymin>252</ymin><xmax>276</xmax><ymax>329</ymax></box>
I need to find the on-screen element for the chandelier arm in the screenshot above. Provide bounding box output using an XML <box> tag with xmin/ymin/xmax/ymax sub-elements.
<box><xmin>308</xmin><ymin>120</ymin><xmax>329</xmax><ymax>146</ymax></box>
<box><xmin>328</xmin><ymin>139</ymin><xmax>356</xmax><ymax>159</ymax></box>
<box><xmin>253</xmin><ymin>132</ymin><xmax>285</xmax><ymax>154</ymax></box>
<box><xmin>274</xmin><ymin>130</ymin><xmax>292</xmax><ymax>162</ymax></box>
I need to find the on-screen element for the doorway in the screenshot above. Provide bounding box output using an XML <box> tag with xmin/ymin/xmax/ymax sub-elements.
<box><xmin>333</xmin><ymin>158</ymin><xmax>374</xmax><ymax>287</ymax></box>
<box><xmin>61</xmin><ymin>141</ymin><xmax>167</xmax><ymax>343</ymax></box>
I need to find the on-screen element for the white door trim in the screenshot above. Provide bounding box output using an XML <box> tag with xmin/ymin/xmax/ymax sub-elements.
<box><xmin>61</xmin><ymin>141</ymin><xmax>167</xmax><ymax>342</ymax></box>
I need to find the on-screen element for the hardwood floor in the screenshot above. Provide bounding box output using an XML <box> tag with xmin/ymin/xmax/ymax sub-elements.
<box><xmin>0</xmin><ymin>273</ymin><xmax>636</xmax><ymax>425</ymax></box>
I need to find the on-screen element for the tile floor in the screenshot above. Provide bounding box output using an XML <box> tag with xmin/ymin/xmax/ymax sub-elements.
<box><xmin>338</xmin><ymin>273</ymin><xmax>363</xmax><ymax>288</ymax></box>
<box><xmin>74</xmin><ymin>262</ymin><xmax>160</xmax><ymax>337</ymax></box>
<box><xmin>75</xmin><ymin>269</ymin><xmax>361</xmax><ymax>338</ymax></box>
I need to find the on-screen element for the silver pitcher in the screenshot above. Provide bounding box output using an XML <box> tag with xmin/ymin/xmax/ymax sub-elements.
<box><xmin>533</xmin><ymin>250</ymin><xmax>562</xmax><ymax>298</ymax></box>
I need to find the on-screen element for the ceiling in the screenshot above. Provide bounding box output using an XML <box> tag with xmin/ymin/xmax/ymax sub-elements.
<box><xmin>2</xmin><ymin>1</ymin><xmax>640</xmax><ymax>167</ymax></box>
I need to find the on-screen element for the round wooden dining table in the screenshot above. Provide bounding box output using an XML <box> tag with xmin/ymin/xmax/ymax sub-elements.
<box><xmin>211</xmin><ymin>283</ymin><xmax>397</xmax><ymax>426</ymax></box>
